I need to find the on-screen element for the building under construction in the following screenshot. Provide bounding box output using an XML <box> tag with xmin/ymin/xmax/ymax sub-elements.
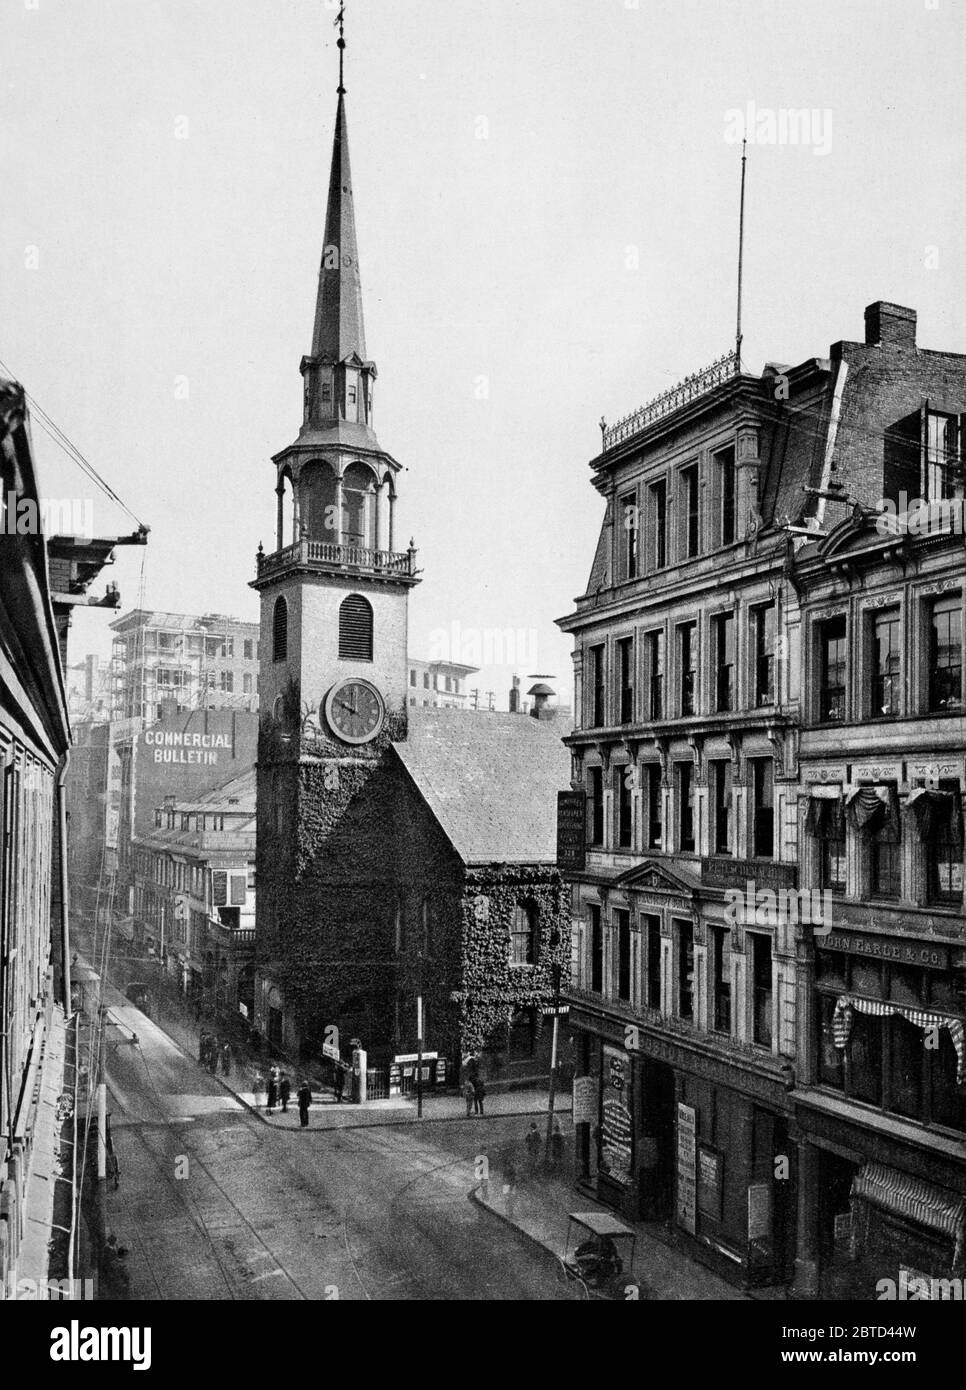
<box><xmin>110</xmin><ymin>610</ymin><xmax>260</xmax><ymax>720</ymax></box>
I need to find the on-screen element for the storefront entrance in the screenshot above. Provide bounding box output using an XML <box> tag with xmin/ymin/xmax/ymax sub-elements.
<box><xmin>638</xmin><ymin>1059</ymin><xmax>674</xmax><ymax>1221</ymax></box>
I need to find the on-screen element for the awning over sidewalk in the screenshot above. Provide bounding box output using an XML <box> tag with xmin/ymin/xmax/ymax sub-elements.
<box><xmin>851</xmin><ymin>1162</ymin><xmax>966</xmax><ymax>1265</ymax></box>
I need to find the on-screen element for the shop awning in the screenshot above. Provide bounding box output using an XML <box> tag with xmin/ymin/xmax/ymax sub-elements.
<box><xmin>832</xmin><ymin>995</ymin><xmax>966</xmax><ymax>1083</ymax></box>
<box><xmin>852</xmin><ymin>1162</ymin><xmax>966</xmax><ymax>1254</ymax></box>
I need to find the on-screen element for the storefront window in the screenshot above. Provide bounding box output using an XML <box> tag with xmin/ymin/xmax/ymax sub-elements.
<box><xmin>818</xmin><ymin>996</ymin><xmax>844</xmax><ymax>1089</ymax></box>
<box><xmin>931</xmin><ymin>1031</ymin><xmax>966</xmax><ymax>1132</ymax></box>
<box><xmin>815</xmin><ymin>949</ymin><xmax>846</xmax><ymax>991</ymax></box>
<box><xmin>848</xmin><ymin>1009</ymin><xmax>882</xmax><ymax>1105</ymax></box>
<box><xmin>888</xmin><ymin>1014</ymin><xmax>925</xmax><ymax>1120</ymax></box>
<box><xmin>851</xmin><ymin>959</ymin><xmax>883</xmax><ymax>998</ymax></box>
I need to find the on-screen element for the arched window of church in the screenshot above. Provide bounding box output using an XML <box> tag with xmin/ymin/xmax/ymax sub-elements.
<box><xmin>341</xmin><ymin>462</ymin><xmax>375</xmax><ymax>548</ymax></box>
<box><xmin>339</xmin><ymin>594</ymin><xmax>373</xmax><ymax>661</ymax></box>
<box><xmin>510</xmin><ymin>900</ymin><xmax>539</xmax><ymax>966</ymax></box>
<box><xmin>272</xmin><ymin>596</ymin><xmax>288</xmax><ymax>662</ymax></box>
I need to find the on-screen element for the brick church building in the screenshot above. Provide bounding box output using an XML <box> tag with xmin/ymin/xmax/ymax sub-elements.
<box><xmin>251</xmin><ymin>42</ymin><xmax>571</xmax><ymax>1086</ymax></box>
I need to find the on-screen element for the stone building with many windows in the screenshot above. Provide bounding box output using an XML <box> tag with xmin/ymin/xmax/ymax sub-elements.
<box><xmin>558</xmin><ymin>301</ymin><xmax>966</xmax><ymax>1295</ymax></box>
<box><xmin>787</xmin><ymin>301</ymin><xmax>966</xmax><ymax>1298</ymax></box>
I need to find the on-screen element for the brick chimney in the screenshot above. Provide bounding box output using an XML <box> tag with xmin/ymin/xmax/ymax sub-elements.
<box><xmin>864</xmin><ymin>301</ymin><xmax>917</xmax><ymax>348</ymax></box>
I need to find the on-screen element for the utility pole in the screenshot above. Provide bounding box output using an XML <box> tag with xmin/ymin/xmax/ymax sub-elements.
<box><xmin>416</xmin><ymin>974</ymin><xmax>424</xmax><ymax>1120</ymax></box>
<box><xmin>545</xmin><ymin>961</ymin><xmax>562</xmax><ymax>1155</ymax></box>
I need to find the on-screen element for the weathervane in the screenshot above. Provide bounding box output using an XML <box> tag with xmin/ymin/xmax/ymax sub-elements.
<box><xmin>335</xmin><ymin>1</ymin><xmax>346</xmax><ymax>94</ymax></box>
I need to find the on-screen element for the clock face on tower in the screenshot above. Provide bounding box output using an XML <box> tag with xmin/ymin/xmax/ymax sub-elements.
<box><xmin>323</xmin><ymin>678</ymin><xmax>386</xmax><ymax>745</ymax></box>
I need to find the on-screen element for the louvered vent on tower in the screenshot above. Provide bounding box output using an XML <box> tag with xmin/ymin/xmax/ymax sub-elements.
<box><xmin>338</xmin><ymin>594</ymin><xmax>373</xmax><ymax>660</ymax></box>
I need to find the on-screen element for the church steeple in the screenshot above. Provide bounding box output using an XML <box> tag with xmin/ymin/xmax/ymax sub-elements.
<box><xmin>299</xmin><ymin>5</ymin><xmax>377</xmax><ymax>444</ymax></box>
<box><xmin>311</xmin><ymin>92</ymin><xmax>367</xmax><ymax>364</ymax></box>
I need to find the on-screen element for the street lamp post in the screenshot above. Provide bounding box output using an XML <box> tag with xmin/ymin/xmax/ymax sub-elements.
<box><xmin>545</xmin><ymin>961</ymin><xmax>562</xmax><ymax>1156</ymax></box>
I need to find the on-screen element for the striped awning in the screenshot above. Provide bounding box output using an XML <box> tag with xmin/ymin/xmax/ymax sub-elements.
<box><xmin>832</xmin><ymin>995</ymin><xmax>966</xmax><ymax>1084</ymax></box>
<box><xmin>852</xmin><ymin>1162</ymin><xmax>966</xmax><ymax>1257</ymax></box>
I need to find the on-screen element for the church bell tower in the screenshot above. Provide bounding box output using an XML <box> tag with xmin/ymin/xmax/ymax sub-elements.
<box><xmin>251</xmin><ymin>11</ymin><xmax>420</xmax><ymax>1055</ymax></box>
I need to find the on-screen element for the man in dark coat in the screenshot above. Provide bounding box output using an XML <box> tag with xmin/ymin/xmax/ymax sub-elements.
<box><xmin>333</xmin><ymin>1064</ymin><xmax>345</xmax><ymax>1103</ymax></box>
<box><xmin>266</xmin><ymin>1076</ymin><xmax>278</xmax><ymax>1114</ymax></box>
<box><xmin>279</xmin><ymin>1073</ymin><xmax>291</xmax><ymax>1113</ymax></box>
<box><xmin>297</xmin><ymin>1081</ymin><xmax>312</xmax><ymax>1128</ymax></box>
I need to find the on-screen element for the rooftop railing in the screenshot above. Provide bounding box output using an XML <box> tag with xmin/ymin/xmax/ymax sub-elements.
<box><xmin>601</xmin><ymin>350</ymin><xmax>740</xmax><ymax>451</ymax></box>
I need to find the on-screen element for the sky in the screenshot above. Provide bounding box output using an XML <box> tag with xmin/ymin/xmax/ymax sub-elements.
<box><xmin>3</xmin><ymin>0</ymin><xmax>965</xmax><ymax>708</ymax></box>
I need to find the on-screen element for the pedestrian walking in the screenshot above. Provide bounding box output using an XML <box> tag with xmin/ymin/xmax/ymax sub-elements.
<box><xmin>208</xmin><ymin>1037</ymin><xmax>220</xmax><ymax>1074</ymax></box>
<box><xmin>332</xmin><ymin>1063</ymin><xmax>345</xmax><ymax>1103</ymax></box>
<box><xmin>279</xmin><ymin>1073</ymin><xmax>291</xmax><ymax>1113</ymax></box>
<box><xmin>267</xmin><ymin>1076</ymin><xmax>278</xmax><ymax>1114</ymax></box>
<box><xmin>220</xmin><ymin>1040</ymin><xmax>232</xmax><ymax>1077</ymax></box>
<box><xmin>472</xmin><ymin>1073</ymin><xmax>486</xmax><ymax>1116</ymax></box>
<box><xmin>297</xmin><ymin>1080</ymin><xmax>312</xmax><ymax>1128</ymax></box>
<box><xmin>198</xmin><ymin>1029</ymin><xmax>209</xmax><ymax>1065</ymax></box>
<box><xmin>462</xmin><ymin>1076</ymin><xmax>475</xmax><ymax>1118</ymax></box>
<box><xmin>550</xmin><ymin>1118</ymin><xmax>564</xmax><ymax>1173</ymax></box>
<box><xmin>525</xmin><ymin>1121</ymin><xmax>541</xmax><ymax>1176</ymax></box>
<box><xmin>253</xmin><ymin>1071</ymin><xmax>265</xmax><ymax>1109</ymax></box>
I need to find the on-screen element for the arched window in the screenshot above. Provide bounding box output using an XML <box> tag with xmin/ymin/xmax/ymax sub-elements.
<box><xmin>272</xmin><ymin>595</ymin><xmax>288</xmax><ymax>662</ymax></box>
<box><xmin>510</xmin><ymin>900</ymin><xmax>539</xmax><ymax>966</ymax></box>
<box><xmin>339</xmin><ymin>594</ymin><xmax>373</xmax><ymax>661</ymax></box>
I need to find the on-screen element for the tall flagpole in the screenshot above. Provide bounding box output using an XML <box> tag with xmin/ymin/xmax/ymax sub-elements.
<box><xmin>736</xmin><ymin>137</ymin><xmax>747</xmax><ymax>368</ymax></box>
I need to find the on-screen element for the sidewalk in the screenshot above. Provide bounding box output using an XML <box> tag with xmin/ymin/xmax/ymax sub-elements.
<box><xmin>100</xmin><ymin>966</ymin><xmax>572</xmax><ymax>1131</ymax></box>
<box><xmin>472</xmin><ymin>1141</ymin><xmax>752</xmax><ymax>1301</ymax></box>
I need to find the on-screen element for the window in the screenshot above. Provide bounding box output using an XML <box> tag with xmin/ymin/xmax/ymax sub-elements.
<box><xmin>926</xmin><ymin>782</ymin><xmax>964</xmax><ymax>905</ymax></box>
<box><xmin>347</xmin><ymin>384</ymin><xmax>357</xmax><ymax>405</ymax></box>
<box><xmin>870</xmin><ymin>814</ymin><xmax>901</xmax><ymax>900</ymax></box>
<box><xmin>615</xmin><ymin>909</ymin><xmax>631</xmax><ymax>1002</ymax></box>
<box><xmin>870</xmin><ymin>609</ymin><xmax>900</xmax><ymax>716</ymax></box>
<box><xmin>243</xmin><ymin>639</ymin><xmax>253</xmax><ymax>659</ymax></box>
<box><xmin>752</xmin><ymin>604</ymin><xmax>775</xmax><ymax>706</ymax></box>
<box><xmin>815</xmin><ymin>801</ymin><xmax>846</xmax><ymax>893</ymax></box>
<box><xmin>220</xmin><ymin>671</ymin><xmax>234</xmax><ymax>693</ymax></box>
<box><xmin>643</xmin><ymin>915</ymin><xmax>662</xmax><ymax>1010</ymax></box>
<box><xmin>751</xmin><ymin>758</ymin><xmax>774</xmax><ymax>859</ymax></box>
<box><xmin>587</xmin><ymin>766</ymin><xmax>604</xmax><ymax>846</ymax></box>
<box><xmin>717</xmin><ymin>445</ymin><xmax>736</xmax><ymax>546</ymax></box>
<box><xmin>711</xmin><ymin>925</ymin><xmax>731</xmax><ymax>1033</ymax></box>
<box><xmin>751</xmin><ymin>934</ymin><xmax>772</xmax><ymax>1046</ymax></box>
<box><xmin>338</xmin><ymin>594</ymin><xmax>373</xmax><ymax>661</ymax></box>
<box><xmin>621</xmin><ymin>494</ymin><xmax>638</xmax><ymax>579</ymax></box>
<box><xmin>676</xmin><ymin>921</ymin><xmax>694</xmax><ymax>1020</ymax></box>
<box><xmin>423</xmin><ymin>672</ymin><xmax>430</xmax><ymax>688</ymax></box>
<box><xmin>711</xmin><ymin>760</ymin><xmax>731</xmax><ymax>854</ymax></box>
<box><xmin>676</xmin><ymin>761</ymin><xmax>694</xmax><ymax>851</ymax></box>
<box><xmin>926</xmin><ymin>410</ymin><xmax>957</xmax><ymax>501</ymax></box>
<box><xmin>615</xmin><ymin>765</ymin><xmax>633</xmax><ymax>849</ymax></box>
<box><xmin>644</xmin><ymin>764</ymin><xmax>663</xmax><ymax>850</ymax></box>
<box><xmin>649</xmin><ymin>478</ymin><xmax>667</xmax><ymax>569</ymax></box>
<box><xmin>617</xmin><ymin>636</ymin><xmax>634</xmax><ymax>723</ymax></box>
<box><xmin>243</xmin><ymin>674</ymin><xmax>252</xmax><ymax>695</ymax></box>
<box><xmin>678</xmin><ymin>622</ymin><xmax>696</xmax><ymax>716</ymax></box>
<box><xmin>272</xmin><ymin>596</ymin><xmax>288</xmax><ymax>662</ymax></box>
<box><xmin>713</xmin><ymin>613</ymin><xmax>734</xmax><ymax>712</ymax></box>
<box><xmin>180</xmin><ymin>813</ymin><xmax>190</xmax><ymax>831</ymax></box>
<box><xmin>410</xmin><ymin>669</ymin><xmax>417</xmax><ymax>686</ymax></box>
<box><xmin>590</xmin><ymin>905</ymin><xmax>603</xmax><ymax>992</ymax></box>
<box><xmin>818</xmin><ymin>615</ymin><xmax>846</xmax><ymax>721</ymax></box>
<box><xmin>646</xmin><ymin>630</ymin><xmax>664</xmax><ymax>719</ymax></box>
<box><xmin>929</xmin><ymin>595</ymin><xmax>962</xmax><ymax>711</ymax></box>
<box><xmin>589</xmin><ymin>645</ymin><xmax>605</xmax><ymax>727</ymax></box>
<box><xmin>681</xmin><ymin>464</ymin><xmax>699</xmax><ymax>558</ymax></box>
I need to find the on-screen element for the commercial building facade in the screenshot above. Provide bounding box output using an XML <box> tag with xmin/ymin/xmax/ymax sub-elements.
<box><xmin>110</xmin><ymin>609</ymin><xmax>260</xmax><ymax>721</ymax></box>
<box><xmin>559</xmin><ymin>302</ymin><xmax>966</xmax><ymax>1293</ymax></box>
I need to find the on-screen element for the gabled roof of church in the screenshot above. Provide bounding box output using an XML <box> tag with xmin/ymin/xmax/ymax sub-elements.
<box><xmin>311</xmin><ymin>93</ymin><xmax>367</xmax><ymax>363</ymax></box>
<box><xmin>392</xmin><ymin>708</ymin><xmax>572</xmax><ymax>866</ymax></box>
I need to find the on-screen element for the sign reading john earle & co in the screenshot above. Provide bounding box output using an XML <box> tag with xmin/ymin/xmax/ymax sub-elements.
<box><xmin>556</xmin><ymin>791</ymin><xmax>586</xmax><ymax>871</ymax></box>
